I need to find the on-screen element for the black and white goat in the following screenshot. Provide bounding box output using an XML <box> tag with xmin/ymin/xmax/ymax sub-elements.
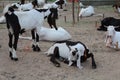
<box><xmin>45</xmin><ymin>40</ymin><xmax>97</xmax><ymax>69</ymax></box>
<box><xmin>43</xmin><ymin>0</ymin><xmax>66</xmax><ymax>9</ymax></box>
<box><xmin>55</xmin><ymin>0</ymin><xmax>67</xmax><ymax>9</ymax></box>
<box><xmin>97</xmin><ymin>17</ymin><xmax>120</xmax><ymax>31</ymax></box>
<box><xmin>4</xmin><ymin>6</ymin><xmax>58</xmax><ymax>61</ymax></box>
<box><xmin>43</xmin><ymin>3</ymin><xmax>58</xmax><ymax>30</ymax></box>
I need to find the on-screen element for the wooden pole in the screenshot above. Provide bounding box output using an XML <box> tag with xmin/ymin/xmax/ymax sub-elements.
<box><xmin>103</xmin><ymin>13</ymin><xmax>104</xmax><ymax>19</ymax></box>
<box><xmin>77</xmin><ymin>2</ymin><xmax>80</xmax><ymax>22</ymax></box>
<box><xmin>64</xmin><ymin>16</ymin><xmax>66</xmax><ymax>22</ymax></box>
<box><xmin>72</xmin><ymin>0</ymin><xmax>75</xmax><ymax>24</ymax></box>
<box><xmin>95</xmin><ymin>21</ymin><xmax>97</xmax><ymax>28</ymax></box>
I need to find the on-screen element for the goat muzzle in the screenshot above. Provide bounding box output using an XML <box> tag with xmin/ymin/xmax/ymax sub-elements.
<box><xmin>106</xmin><ymin>36</ymin><xmax>113</xmax><ymax>47</ymax></box>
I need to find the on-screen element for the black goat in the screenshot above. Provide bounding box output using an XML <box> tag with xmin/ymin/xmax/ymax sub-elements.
<box><xmin>97</xmin><ymin>17</ymin><xmax>120</xmax><ymax>31</ymax></box>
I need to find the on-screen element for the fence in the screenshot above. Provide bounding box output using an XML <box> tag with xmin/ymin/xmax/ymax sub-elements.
<box><xmin>80</xmin><ymin>0</ymin><xmax>118</xmax><ymax>5</ymax></box>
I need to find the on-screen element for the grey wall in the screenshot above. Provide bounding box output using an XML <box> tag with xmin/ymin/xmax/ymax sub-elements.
<box><xmin>80</xmin><ymin>0</ymin><xmax>117</xmax><ymax>6</ymax></box>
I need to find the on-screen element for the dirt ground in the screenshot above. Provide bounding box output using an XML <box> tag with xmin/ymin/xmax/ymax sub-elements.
<box><xmin>0</xmin><ymin>3</ymin><xmax>120</xmax><ymax>80</ymax></box>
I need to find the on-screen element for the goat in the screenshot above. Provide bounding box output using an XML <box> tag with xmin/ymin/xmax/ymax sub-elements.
<box><xmin>55</xmin><ymin>0</ymin><xmax>67</xmax><ymax>9</ymax></box>
<box><xmin>37</xmin><ymin>27</ymin><xmax>71</xmax><ymax>41</ymax></box>
<box><xmin>79</xmin><ymin>6</ymin><xmax>95</xmax><ymax>18</ymax></box>
<box><xmin>45</xmin><ymin>40</ymin><xmax>97</xmax><ymax>69</ymax></box>
<box><xmin>4</xmin><ymin>6</ymin><xmax>58</xmax><ymax>61</ymax></box>
<box><xmin>105</xmin><ymin>25</ymin><xmax>120</xmax><ymax>49</ymax></box>
<box><xmin>43</xmin><ymin>3</ymin><xmax>58</xmax><ymax>30</ymax></box>
<box><xmin>112</xmin><ymin>4</ymin><xmax>120</xmax><ymax>13</ymax></box>
<box><xmin>97</xmin><ymin>17</ymin><xmax>120</xmax><ymax>31</ymax></box>
<box><xmin>43</xmin><ymin>0</ymin><xmax>66</xmax><ymax>9</ymax></box>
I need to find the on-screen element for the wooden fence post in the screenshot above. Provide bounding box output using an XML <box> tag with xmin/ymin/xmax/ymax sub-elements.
<box><xmin>72</xmin><ymin>0</ymin><xmax>75</xmax><ymax>24</ymax></box>
<box><xmin>64</xmin><ymin>16</ymin><xmax>66</xmax><ymax>22</ymax></box>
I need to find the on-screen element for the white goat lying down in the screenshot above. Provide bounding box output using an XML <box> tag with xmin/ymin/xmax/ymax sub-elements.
<box><xmin>45</xmin><ymin>41</ymin><xmax>97</xmax><ymax>69</ymax></box>
<box><xmin>37</xmin><ymin>27</ymin><xmax>71</xmax><ymax>41</ymax></box>
<box><xmin>19</xmin><ymin>27</ymin><xmax>71</xmax><ymax>41</ymax></box>
<box><xmin>79</xmin><ymin>6</ymin><xmax>95</xmax><ymax>18</ymax></box>
<box><xmin>105</xmin><ymin>25</ymin><xmax>120</xmax><ymax>49</ymax></box>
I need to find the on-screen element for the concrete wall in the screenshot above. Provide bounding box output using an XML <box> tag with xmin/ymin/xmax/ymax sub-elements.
<box><xmin>80</xmin><ymin>0</ymin><xmax>118</xmax><ymax>6</ymax></box>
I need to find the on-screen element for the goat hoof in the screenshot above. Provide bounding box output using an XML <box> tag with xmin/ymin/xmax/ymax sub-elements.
<box><xmin>32</xmin><ymin>47</ymin><xmax>41</xmax><ymax>52</ymax></box>
<box><xmin>97</xmin><ymin>28</ymin><xmax>102</xmax><ymax>31</ymax></box>
<box><xmin>32</xmin><ymin>46</ymin><xmax>37</xmax><ymax>51</ymax></box>
<box><xmin>32</xmin><ymin>45</ymin><xmax>36</xmax><ymax>48</ymax></box>
<box><xmin>9</xmin><ymin>52</ymin><xmax>12</xmax><ymax>58</ymax></box>
<box><xmin>11</xmin><ymin>57</ymin><xmax>18</xmax><ymax>61</ymax></box>
<box><xmin>13</xmin><ymin>58</ymin><xmax>18</xmax><ymax>61</ymax></box>
<box><xmin>92</xmin><ymin>65</ymin><xmax>97</xmax><ymax>69</ymax></box>
<box><xmin>55</xmin><ymin>28</ymin><xmax>58</xmax><ymax>30</ymax></box>
<box><xmin>33</xmin><ymin>47</ymin><xmax>37</xmax><ymax>51</ymax></box>
<box><xmin>9</xmin><ymin>52</ymin><xmax>18</xmax><ymax>61</ymax></box>
<box><xmin>35</xmin><ymin>46</ymin><xmax>41</xmax><ymax>52</ymax></box>
<box><xmin>32</xmin><ymin>45</ymin><xmax>37</xmax><ymax>51</ymax></box>
<box><xmin>55</xmin><ymin>64</ymin><xmax>60</xmax><ymax>67</ymax></box>
<box><xmin>36</xmin><ymin>48</ymin><xmax>41</xmax><ymax>52</ymax></box>
<box><xmin>32</xmin><ymin>45</ymin><xmax>41</xmax><ymax>52</ymax></box>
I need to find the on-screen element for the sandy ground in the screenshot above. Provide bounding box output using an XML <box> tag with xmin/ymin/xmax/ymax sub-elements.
<box><xmin>0</xmin><ymin>3</ymin><xmax>120</xmax><ymax>80</ymax></box>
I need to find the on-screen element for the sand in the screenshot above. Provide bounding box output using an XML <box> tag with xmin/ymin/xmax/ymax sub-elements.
<box><xmin>0</xmin><ymin>3</ymin><xmax>120</xmax><ymax>80</ymax></box>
